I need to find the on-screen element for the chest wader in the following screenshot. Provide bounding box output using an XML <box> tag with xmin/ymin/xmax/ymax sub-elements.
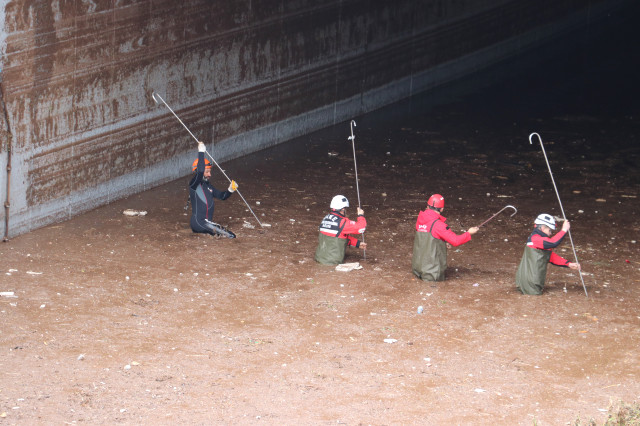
<box><xmin>315</xmin><ymin>233</ymin><xmax>349</xmax><ymax>265</ymax></box>
<box><xmin>515</xmin><ymin>246</ymin><xmax>552</xmax><ymax>295</ymax></box>
<box><xmin>412</xmin><ymin>220</ymin><xmax>447</xmax><ymax>281</ymax></box>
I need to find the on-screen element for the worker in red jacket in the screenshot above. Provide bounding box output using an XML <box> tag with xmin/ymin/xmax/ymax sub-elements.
<box><xmin>515</xmin><ymin>214</ymin><xmax>580</xmax><ymax>295</ymax></box>
<box><xmin>412</xmin><ymin>194</ymin><xmax>479</xmax><ymax>281</ymax></box>
<box><xmin>314</xmin><ymin>195</ymin><xmax>367</xmax><ymax>265</ymax></box>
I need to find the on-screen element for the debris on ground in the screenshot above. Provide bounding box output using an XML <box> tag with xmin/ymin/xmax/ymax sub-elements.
<box><xmin>335</xmin><ymin>262</ymin><xmax>363</xmax><ymax>272</ymax></box>
<box><xmin>123</xmin><ymin>209</ymin><xmax>148</xmax><ymax>216</ymax></box>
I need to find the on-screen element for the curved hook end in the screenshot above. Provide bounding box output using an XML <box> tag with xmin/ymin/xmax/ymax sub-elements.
<box><xmin>151</xmin><ymin>91</ymin><xmax>160</xmax><ymax>105</ymax></box>
<box><xmin>528</xmin><ymin>132</ymin><xmax>541</xmax><ymax>145</ymax></box>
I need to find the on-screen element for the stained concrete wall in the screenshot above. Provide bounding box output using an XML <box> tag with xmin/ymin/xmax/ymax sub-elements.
<box><xmin>0</xmin><ymin>0</ymin><xmax>629</xmax><ymax>238</ymax></box>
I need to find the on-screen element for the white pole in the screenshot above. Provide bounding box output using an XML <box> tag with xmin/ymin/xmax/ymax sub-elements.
<box><xmin>349</xmin><ymin>120</ymin><xmax>365</xmax><ymax>260</ymax></box>
<box><xmin>529</xmin><ymin>132</ymin><xmax>587</xmax><ymax>296</ymax></box>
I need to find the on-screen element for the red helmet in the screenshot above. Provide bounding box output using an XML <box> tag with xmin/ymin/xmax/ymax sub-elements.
<box><xmin>192</xmin><ymin>158</ymin><xmax>212</xmax><ymax>172</ymax></box>
<box><xmin>427</xmin><ymin>194</ymin><xmax>444</xmax><ymax>209</ymax></box>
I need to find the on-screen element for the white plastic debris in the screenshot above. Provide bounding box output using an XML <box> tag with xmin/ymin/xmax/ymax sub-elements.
<box><xmin>0</xmin><ymin>292</ymin><xmax>16</xmax><ymax>298</ymax></box>
<box><xmin>123</xmin><ymin>209</ymin><xmax>147</xmax><ymax>216</ymax></box>
<box><xmin>383</xmin><ymin>339</ymin><xmax>397</xmax><ymax>344</ymax></box>
<box><xmin>26</xmin><ymin>271</ymin><xmax>42</xmax><ymax>275</ymax></box>
<box><xmin>335</xmin><ymin>262</ymin><xmax>363</xmax><ymax>272</ymax></box>
<box><xmin>242</xmin><ymin>221</ymin><xmax>255</xmax><ymax>229</ymax></box>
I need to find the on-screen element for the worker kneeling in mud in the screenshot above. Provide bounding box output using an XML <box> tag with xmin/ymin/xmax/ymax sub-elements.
<box><xmin>189</xmin><ymin>142</ymin><xmax>237</xmax><ymax>238</ymax></box>
<box><xmin>314</xmin><ymin>195</ymin><xmax>367</xmax><ymax>265</ymax></box>
<box><xmin>515</xmin><ymin>214</ymin><xmax>580</xmax><ymax>295</ymax></box>
<box><xmin>412</xmin><ymin>194</ymin><xmax>479</xmax><ymax>281</ymax></box>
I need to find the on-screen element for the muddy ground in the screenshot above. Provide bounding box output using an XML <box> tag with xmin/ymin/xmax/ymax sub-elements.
<box><xmin>2</xmin><ymin>25</ymin><xmax>640</xmax><ymax>426</ymax></box>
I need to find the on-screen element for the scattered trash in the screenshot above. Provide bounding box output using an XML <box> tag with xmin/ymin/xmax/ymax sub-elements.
<box><xmin>473</xmin><ymin>283</ymin><xmax>479</xmax><ymax>287</ymax></box>
<box><xmin>578</xmin><ymin>210</ymin><xmax>584</xmax><ymax>213</ymax></box>
<box><xmin>474</xmin><ymin>388</ymin><xmax>486</xmax><ymax>393</ymax></box>
<box><xmin>262</xmin><ymin>223</ymin><xmax>272</xmax><ymax>227</ymax></box>
<box><xmin>123</xmin><ymin>209</ymin><xmax>147</xmax><ymax>216</ymax></box>
<box><xmin>328</xmin><ymin>151</ymin><xmax>339</xmax><ymax>156</ymax></box>
<box><xmin>77</xmin><ymin>354</ymin><xmax>85</xmax><ymax>361</ymax></box>
<box><xmin>621</xmin><ymin>195</ymin><xmax>637</xmax><ymax>198</ymax></box>
<box><xmin>242</xmin><ymin>221</ymin><xmax>255</xmax><ymax>229</ymax></box>
<box><xmin>383</xmin><ymin>339</ymin><xmax>397</xmax><ymax>344</ymax></box>
<box><xmin>595</xmin><ymin>199</ymin><xmax>606</xmax><ymax>203</ymax></box>
<box><xmin>417</xmin><ymin>306</ymin><xmax>423</xmax><ymax>314</ymax></box>
<box><xmin>26</xmin><ymin>271</ymin><xmax>42</xmax><ymax>275</ymax></box>
<box><xmin>0</xmin><ymin>292</ymin><xmax>16</xmax><ymax>298</ymax></box>
<box><xmin>335</xmin><ymin>262</ymin><xmax>363</xmax><ymax>272</ymax></box>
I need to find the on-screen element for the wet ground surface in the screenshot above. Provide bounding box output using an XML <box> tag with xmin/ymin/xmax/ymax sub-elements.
<box><xmin>2</xmin><ymin>8</ymin><xmax>640</xmax><ymax>425</ymax></box>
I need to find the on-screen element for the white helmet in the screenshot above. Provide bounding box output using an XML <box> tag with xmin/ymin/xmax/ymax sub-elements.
<box><xmin>330</xmin><ymin>195</ymin><xmax>349</xmax><ymax>210</ymax></box>
<box><xmin>534</xmin><ymin>213</ymin><xmax>556</xmax><ymax>230</ymax></box>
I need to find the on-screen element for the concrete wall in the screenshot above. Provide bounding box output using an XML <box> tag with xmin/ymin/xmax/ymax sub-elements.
<box><xmin>0</xmin><ymin>0</ymin><xmax>629</xmax><ymax>238</ymax></box>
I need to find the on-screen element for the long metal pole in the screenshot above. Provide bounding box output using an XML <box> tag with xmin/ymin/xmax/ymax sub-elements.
<box><xmin>152</xmin><ymin>92</ymin><xmax>263</xmax><ymax>228</ymax></box>
<box><xmin>529</xmin><ymin>132</ymin><xmax>588</xmax><ymax>296</ymax></box>
<box><xmin>348</xmin><ymin>120</ymin><xmax>365</xmax><ymax>259</ymax></box>
<box><xmin>478</xmin><ymin>205</ymin><xmax>517</xmax><ymax>227</ymax></box>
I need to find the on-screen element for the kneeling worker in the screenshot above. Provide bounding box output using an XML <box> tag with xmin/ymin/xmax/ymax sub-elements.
<box><xmin>515</xmin><ymin>214</ymin><xmax>580</xmax><ymax>295</ymax></box>
<box><xmin>412</xmin><ymin>194</ymin><xmax>479</xmax><ymax>281</ymax></box>
<box><xmin>315</xmin><ymin>195</ymin><xmax>367</xmax><ymax>265</ymax></box>
<box><xmin>189</xmin><ymin>142</ymin><xmax>238</xmax><ymax>238</ymax></box>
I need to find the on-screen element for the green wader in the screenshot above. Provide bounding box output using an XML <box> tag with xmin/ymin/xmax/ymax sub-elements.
<box><xmin>315</xmin><ymin>233</ymin><xmax>349</xmax><ymax>265</ymax></box>
<box><xmin>515</xmin><ymin>246</ymin><xmax>552</xmax><ymax>295</ymax></box>
<box><xmin>412</xmin><ymin>231</ymin><xmax>447</xmax><ymax>282</ymax></box>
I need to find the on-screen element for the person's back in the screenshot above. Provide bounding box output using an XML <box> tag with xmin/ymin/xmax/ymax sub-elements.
<box><xmin>412</xmin><ymin>194</ymin><xmax>478</xmax><ymax>281</ymax></box>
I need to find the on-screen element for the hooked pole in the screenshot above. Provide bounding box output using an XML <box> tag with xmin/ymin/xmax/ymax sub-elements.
<box><xmin>529</xmin><ymin>132</ymin><xmax>588</xmax><ymax>296</ymax></box>
<box><xmin>348</xmin><ymin>120</ymin><xmax>365</xmax><ymax>259</ymax></box>
<box><xmin>478</xmin><ymin>205</ymin><xmax>517</xmax><ymax>227</ymax></box>
<box><xmin>152</xmin><ymin>92</ymin><xmax>263</xmax><ymax>228</ymax></box>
